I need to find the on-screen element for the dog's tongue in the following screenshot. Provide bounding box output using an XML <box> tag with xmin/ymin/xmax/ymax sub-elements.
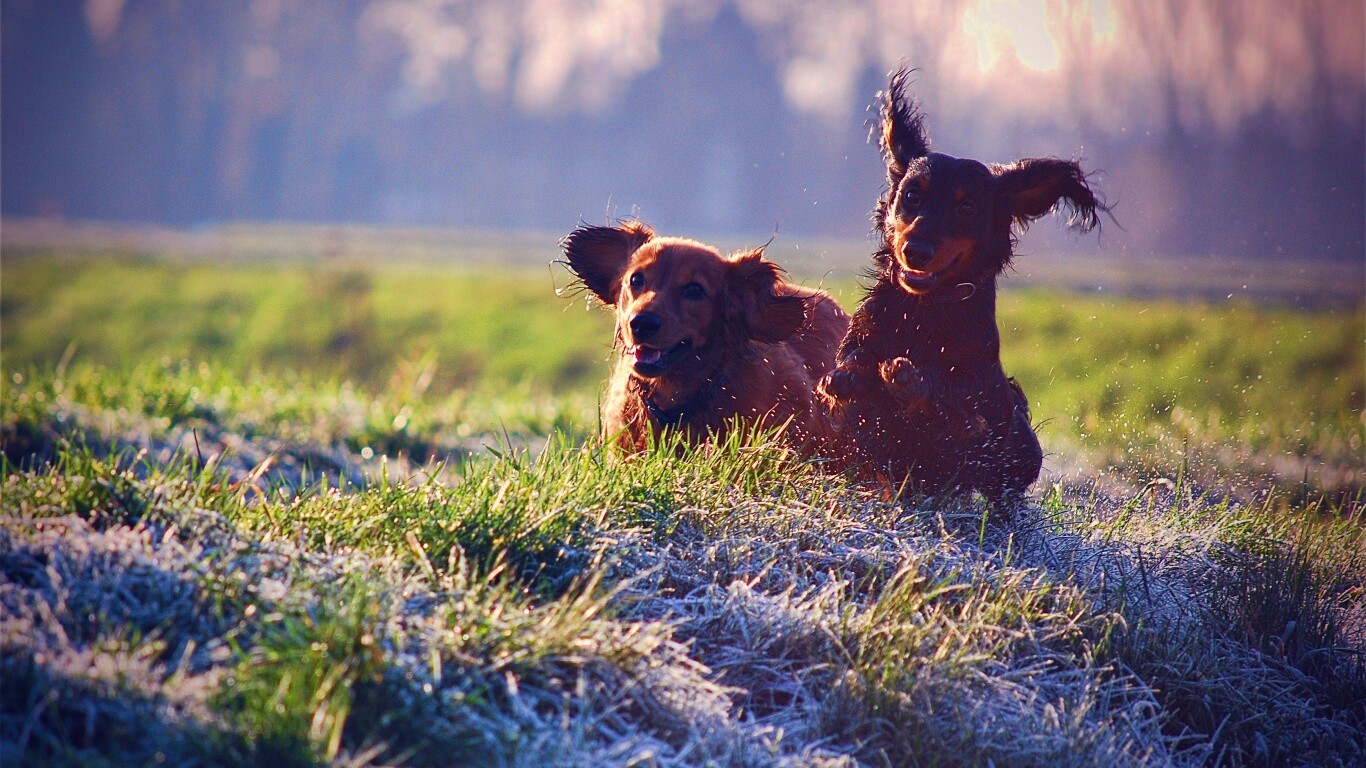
<box><xmin>633</xmin><ymin>346</ymin><xmax>662</xmax><ymax>365</ymax></box>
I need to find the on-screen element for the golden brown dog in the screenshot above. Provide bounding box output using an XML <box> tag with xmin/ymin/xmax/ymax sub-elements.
<box><xmin>562</xmin><ymin>220</ymin><xmax>849</xmax><ymax>453</ymax></box>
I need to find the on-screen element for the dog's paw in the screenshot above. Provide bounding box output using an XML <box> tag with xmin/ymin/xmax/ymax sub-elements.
<box><xmin>879</xmin><ymin>357</ymin><xmax>928</xmax><ymax>400</ymax></box>
<box><xmin>879</xmin><ymin>356</ymin><xmax>915</xmax><ymax>386</ymax></box>
<box><xmin>818</xmin><ymin>366</ymin><xmax>865</xmax><ymax>402</ymax></box>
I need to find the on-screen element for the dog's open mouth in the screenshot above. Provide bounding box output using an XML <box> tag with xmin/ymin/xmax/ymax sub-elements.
<box><xmin>630</xmin><ymin>339</ymin><xmax>693</xmax><ymax>376</ymax></box>
<box><xmin>896</xmin><ymin>258</ymin><xmax>957</xmax><ymax>292</ymax></box>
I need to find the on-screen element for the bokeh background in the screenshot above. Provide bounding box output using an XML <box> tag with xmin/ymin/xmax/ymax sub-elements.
<box><xmin>4</xmin><ymin>0</ymin><xmax>1364</xmax><ymax>263</ymax></box>
<box><xmin>7</xmin><ymin>8</ymin><xmax>1366</xmax><ymax>767</ymax></box>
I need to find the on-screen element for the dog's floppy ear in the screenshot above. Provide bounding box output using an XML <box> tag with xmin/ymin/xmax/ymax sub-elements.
<box><xmin>728</xmin><ymin>248</ymin><xmax>806</xmax><ymax>344</ymax></box>
<box><xmin>994</xmin><ymin>158</ymin><xmax>1105</xmax><ymax>234</ymax></box>
<box><xmin>561</xmin><ymin>221</ymin><xmax>655</xmax><ymax>305</ymax></box>
<box><xmin>881</xmin><ymin>68</ymin><xmax>930</xmax><ymax>187</ymax></box>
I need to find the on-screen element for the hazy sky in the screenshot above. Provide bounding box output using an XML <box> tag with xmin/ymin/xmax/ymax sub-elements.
<box><xmin>4</xmin><ymin>0</ymin><xmax>1363</xmax><ymax>259</ymax></box>
<box><xmin>358</xmin><ymin>0</ymin><xmax>1362</xmax><ymax>133</ymax></box>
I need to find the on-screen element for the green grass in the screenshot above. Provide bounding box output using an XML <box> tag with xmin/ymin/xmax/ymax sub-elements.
<box><xmin>4</xmin><ymin>251</ymin><xmax>1361</xmax><ymax>498</ymax></box>
<box><xmin>3</xmin><ymin>424</ymin><xmax>1362</xmax><ymax>766</ymax></box>
<box><xmin>2</xmin><ymin>248</ymin><xmax>1364</xmax><ymax>766</ymax></box>
<box><xmin>996</xmin><ymin>290</ymin><xmax>1363</xmax><ymax>501</ymax></box>
<box><xmin>1</xmin><ymin>253</ymin><xmax>611</xmax><ymax>393</ymax></box>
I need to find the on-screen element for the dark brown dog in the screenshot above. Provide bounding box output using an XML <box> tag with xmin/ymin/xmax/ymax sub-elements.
<box><xmin>563</xmin><ymin>221</ymin><xmax>849</xmax><ymax>453</ymax></box>
<box><xmin>819</xmin><ymin>70</ymin><xmax>1106</xmax><ymax>504</ymax></box>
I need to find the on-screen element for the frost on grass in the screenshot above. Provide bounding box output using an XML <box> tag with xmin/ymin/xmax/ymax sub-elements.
<box><xmin>2</xmin><ymin>400</ymin><xmax>1363</xmax><ymax>765</ymax></box>
<box><xmin>1</xmin><ymin>363</ymin><xmax>595</xmax><ymax>494</ymax></box>
<box><xmin>0</xmin><ymin>457</ymin><xmax>856</xmax><ymax>766</ymax></box>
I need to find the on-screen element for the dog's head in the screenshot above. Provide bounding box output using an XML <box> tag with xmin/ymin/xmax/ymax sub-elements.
<box><xmin>562</xmin><ymin>221</ymin><xmax>805</xmax><ymax>379</ymax></box>
<box><xmin>877</xmin><ymin>69</ymin><xmax>1106</xmax><ymax>295</ymax></box>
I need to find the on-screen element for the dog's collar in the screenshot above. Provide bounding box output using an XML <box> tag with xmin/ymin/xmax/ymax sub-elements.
<box><xmin>931</xmin><ymin>282</ymin><xmax>979</xmax><ymax>302</ymax></box>
<box><xmin>635</xmin><ymin>374</ymin><xmax>728</xmax><ymax>429</ymax></box>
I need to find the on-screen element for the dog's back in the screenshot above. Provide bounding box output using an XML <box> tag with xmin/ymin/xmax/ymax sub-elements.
<box><xmin>783</xmin><ymin>284</ymin><xmax>848</xmax><ymax>383</ymax></box>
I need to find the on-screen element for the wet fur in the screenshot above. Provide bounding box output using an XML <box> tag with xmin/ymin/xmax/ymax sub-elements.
<box><xmin>563</xmin><ymin>221</ymin><xmax>849</xmax><ymax>453</ymax></box>
<box><xmin>820</xmin><ymin>69</ymin><xmax>1107</xmax><ymax>503</ymax></box>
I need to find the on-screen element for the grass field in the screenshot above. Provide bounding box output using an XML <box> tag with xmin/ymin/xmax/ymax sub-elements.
<box><xmin>2</xmin><ymin>238</ymin><xmax>1364</xmax><ymax>766</ymax></box>
<box><xmin>4</xmin><ymin>250</ymin><xmax>1360</xmax><ymax>499</ymax></box>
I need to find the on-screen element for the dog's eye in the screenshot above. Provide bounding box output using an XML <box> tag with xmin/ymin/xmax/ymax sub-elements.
<box><xmin>903</xmin><ymin>190</ymin><xmax>922</xmax><ymax>209</ymax></box>
<box><xmin>681</xmin><ymin>282</ymin><xmax>706</xmax><ymax>300</ymax></box>
<box><xmin>628</xmin><ymin>272</ymin><xmax>645</xmax><ymax>291</ymax></box>
<box><xmin>957</xmin><ymin>202</ymin><xmax>977</xmax><ymax>218</ymax></box>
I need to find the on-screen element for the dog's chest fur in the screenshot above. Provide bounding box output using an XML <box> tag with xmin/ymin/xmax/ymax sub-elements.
<box><xmin>835</xmin><ymin>279</ymin><xmax>1027</xmax><ymax>494</ymax></box>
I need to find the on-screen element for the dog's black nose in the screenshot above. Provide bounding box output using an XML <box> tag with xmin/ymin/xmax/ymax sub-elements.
<box><xmin>629</xmin><ymin>312</ymin><xmax>662</xmax><ymax>341</ymax></box>
<box><xmin>902</xmin><ymin>242</ymin><xmax>935</xmax><ymax>269</ymax></box>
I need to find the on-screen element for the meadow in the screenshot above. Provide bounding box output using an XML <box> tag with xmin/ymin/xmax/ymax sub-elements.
<box><xmin>1</xmin><ymin>238</ymin><xmax>1363</xmax><ymax>767</ymax></box>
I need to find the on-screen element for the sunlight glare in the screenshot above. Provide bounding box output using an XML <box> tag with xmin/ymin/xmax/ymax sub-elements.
<box><xmin>966</xmin><ymin>0</ymin><xmax>1061</xmax><ymax>74</ymax></box>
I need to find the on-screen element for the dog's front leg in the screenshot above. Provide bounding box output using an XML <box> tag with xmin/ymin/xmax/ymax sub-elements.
<box><xmin>817</xmin><ymin>350</ymin><xmax>882</xmax><ymax>403</ymax></box>
<box><xmin>878</xmin><ymin>356</ymin><xmax>940</xmax><ymax>405</ymax></box>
